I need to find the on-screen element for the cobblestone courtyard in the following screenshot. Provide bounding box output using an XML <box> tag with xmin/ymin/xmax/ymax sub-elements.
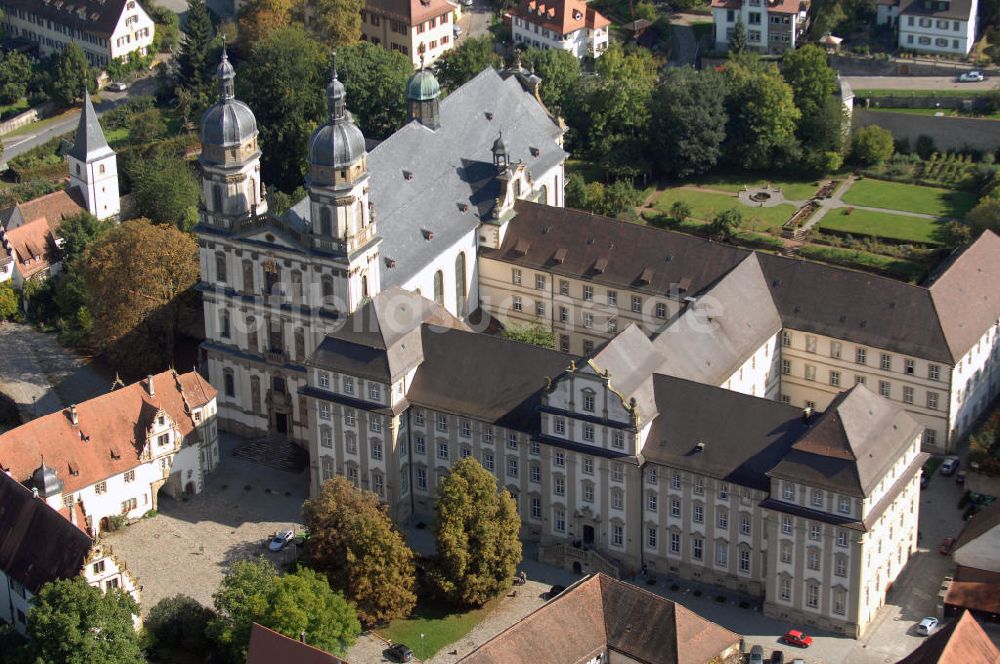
<box><xmin>103</xmin><ymin>434</ymin><xmax>308</xmax><ymax>613</ymax></box>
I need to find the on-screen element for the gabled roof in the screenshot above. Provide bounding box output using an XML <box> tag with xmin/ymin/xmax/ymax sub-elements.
<box><xmin>587</xmin><ymin>324</ymin><xmax>659</xmax><ymax>423</ymax></box>
<box><xmin>459</xmin><ymin>574</ymin><xmax>739</xmax><ymax>664</ymax></box>
<box><xmin>511</xmin><ymin>0</ymin><xmax>610</xmax><ymax>34</ymax></box>
<box><xmin>246</xmin><ymin>623</ymin><xmax>348</xmax><ymax>664</ymax></box>
<box><xmin>1</xmin><ymin>0</ymin><xmax>138</xmax><ymax>37</ymax></box>
<box><xmin>897</xmin><ymin>0</ymin><xmax>975</xmax><ymax>20</ymax></box>
<box><xmin>768</xmin><ymin>384</ymin><xmax>922</xmax><ymax>497</ymax></box>
<box><xmin>896</xmin><ymin>611</ymin><xmax>1000</xmax><ymax>664</ymax></box>
<box><xmin>0</xmin><ymin>370</ymin><xmax>216</xmax><ymax>494</ymax></box>
<box><xmin>926</xmin><ymin>231</ymin><xmax>1000</xmax><ymax>361</ymax></box>
<box><xmin>67</xmin><ymin>89</ymin><xmax>114</xmax><ymax>163</ymax></box>
<box><xmin>289</xmin><ymin>69</ymin><xmax>566</xmax><ymax>292</ymax></box>
<box><xmin>309</xmin><ymin>287</ymin><xmax>467</xmax><ymax>383</ymax></box>
<box><xmin>3</xmin><ymin>217</ymin><xmax>59</xmax><ymax>279</ymax></box>
<box><xmin>364</xmin><ymin>0</ymin><xmax>456</xmax><ymax>24</ymax></box>
<box><xmin>0</xmin><ymin>471</ymin><xmax>92</xmax><ymax>594</ymax></box>
<box><xmin>655</xmin><ymin>253</ymin><xmax>782</xmax><ymax>386</ymax></box>
<box><xmin>643</xmin><ymin>375</ymin><xmax>809</xmax><ymax>491</ymax></box>
<box><xmin>952</xmin><ymin>502</ymin><xmax>1000</xmax><ymax>574</ymax></box>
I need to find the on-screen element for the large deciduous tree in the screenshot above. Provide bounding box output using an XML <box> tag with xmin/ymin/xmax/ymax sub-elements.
<box><xmin>0</xmin><ymin>50</ymin><xmax>32</xmax><ymax>104</ymax></box>
<box><xmin>261</xmin><ymin>567</ymin><xmax>361</xmax><ymax>655</ymax></box>
<box><xmin>304</xmin><ymin>475</ymin><xmax>416</xmax><ymax>625</ymax></box>
<box><xmin>209</xmin><ymin>559</ymin><xmax>278</xmax><ymax>662</ymax></box>
<box><xmin>237</xmin><ymin>24</ymin><xmax>327</xmax><ymax>193</ymax></box>
<box><xmin>338</xmin><ymin>42</ymin><xmax>412</xmax><ymax>140</ymax></box>
<box><xmin>649</xmin><ymin>67</ymin><xmax>727</xmax><ymax>178</ymax></box>
<box><xmin>57</xmin><ymin>212</ymin><xmax>114</xmax><ymax>265</ymax></box>
<box><xmin>520</xmin><ymin>48</ymin><xmax>580</xmax><ymax>116</ymax></box>
<box><xmin>433</xmin><ymin>457</ymin><xmax>521</xmax><ymax>607</ymax></box>
<box><xmin>27</xmin><ymin>577</ymin><xmax>141</xmax><ymax>664</ymax></box>
<box><xmin>723</xmin><ymin>54</ymin><xmax>800</xmax><ymax>170</ymax></box>
<box><xmin>237</xmin><ymin>0</ymin><xmax>296</xmax><ymax>45</ymax></box>
<box><xmin>309</xmin><ymin>0</ymin><xmax>365</xmax><ymax>47</ymax></box>
<box><xmin>129</xmin><ymin>150</ymin><xmax>201</xmax><ymax>230</ymax></box>
<box><xmin>434</xmin><ymin>36</ymin><xmax>503</xmax><ymax>93</ymax></box>
<box><xmin>45</xmin><ymin>43</ymin><xmax>97</xmax><ymax>108</ymax></box>
<box><xmin>81</xmin><ymin>219</ymin><xmax>200</xmax><ymax>374</ymax></box>
<box><xmin>781</xmin><ymin>44</ymin><xmax>836</xmax><ymax>116</ymax></box>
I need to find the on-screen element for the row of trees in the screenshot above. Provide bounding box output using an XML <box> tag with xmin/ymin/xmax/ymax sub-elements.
<box><xmin>10</xmin><ymin>458</ymin><xmax>522</xmax><ymax>663</ymax></box>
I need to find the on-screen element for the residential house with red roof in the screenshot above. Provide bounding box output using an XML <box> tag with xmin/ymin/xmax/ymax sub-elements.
<box><xmin>711</xmin><ymin>0</ymin><xmax>810</xmax><ymax>52</ymax></box>
<box><xmin>0</xmin><ymin>370</ymin><xmax>218</xmax><ymax>536</ymax></box>
<box><xmin>0</xmin><ymin>0</ymin><xmax>154</xmax><ymax>69</ymax></box>
<box><xmin>0</xmin><ymin>470</ymin><xmax>140</xmax><ymax>636</ymax></box>
<box><xmin>511</xmin><ymin>0</ymin><xmax>610</xmax><ymax>58</ymax></box>
<box><xmin>357</xmin><ymin>0</ymin><xmax>459</xmax><ymax>66</ymax></box>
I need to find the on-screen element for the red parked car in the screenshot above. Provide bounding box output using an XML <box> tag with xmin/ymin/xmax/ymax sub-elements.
<box><xmin>782</xmin><ymin>630</ymin><xmax>813</xmax><ymax>648</ymax></box>
<box><xmin>940</xmin><ymin>537</ymin><xmax>956</xmax><ymax>555</ymax></box>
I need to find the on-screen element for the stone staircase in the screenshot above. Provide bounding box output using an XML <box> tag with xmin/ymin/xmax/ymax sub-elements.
<box><xmin>231</xmin><ymin>435</ymin><xmax>309</xmax><ymax>474</ymax></box>
<box><xmin>537</xmin><ymin>541</ymin><xmax>622</xmax><ymax>579</ymax></box>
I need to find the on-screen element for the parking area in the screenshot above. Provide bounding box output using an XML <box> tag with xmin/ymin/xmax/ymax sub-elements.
<box><xmin>103</xmin><ymin>434</ymin><xmax>308</xmax><ymax>613</ymax></box>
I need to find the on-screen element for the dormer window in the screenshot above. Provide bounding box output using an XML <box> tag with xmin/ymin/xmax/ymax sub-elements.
<box><xmin>582</xmin><ymin>391</ymin><xmax>595</xmax><ymax>412</ymax></box>
<box><xmin>573</xmin><ymin>9</ymin><xmax>582</xmax><ymax>19</ymax></box>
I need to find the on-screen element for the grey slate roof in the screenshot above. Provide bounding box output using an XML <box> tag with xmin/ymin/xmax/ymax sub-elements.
<box><xmin>290</xmin><ymin>68</ymin><xmax>565</xmax><ymax>289</ymax></box>
<box><xmin>767</xmin><ymin>384</ymin><xmax>923</xmax><ymax>497</ymax></box>
<box><xmin>67</xmin><ymin>89</ymin><xmax>114</xmax><ymax>163</ymax></box>
<box><xmin>642</xmin><ymin>374</ymin><xmax>810</xmax><ymax>491</ymax></box>
<box><xmin>654</xmin><ymin>253</ymin><xmax>782</xmax><ymax>386</ymax></box>
<box><xmin>0</xmin><ymin>471</ymin><xmax>91</xmax><ymax>594</ymax></box>
<box><xmin>586</xmin><ymin>324</ymin><xmax>659</xmax><ymax>423</ymax></box>
<box><xmin>898</xmin><ymin>0</ymin><xmax>975</xmax><ymax>20</ymax></box>
<box><xmin>1</xmin><ymin>0</ymin><xmax>135</xmax><ymax>36</ymax></box>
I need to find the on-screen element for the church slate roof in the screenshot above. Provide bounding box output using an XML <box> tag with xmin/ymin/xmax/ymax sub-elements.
<box><xmin>67</xmin><ymin>90</ymin><xmax>114</xmax><ymax>163</ymax></box>
<box><xmin>290</xmin><ymin>69</ymin><xmax>565</xmax><ymax>290</ymax></box>
<box><xmin>0</xmin><ymin>471</ymin><xmax>92</xmax><ymax>594</ymax></box>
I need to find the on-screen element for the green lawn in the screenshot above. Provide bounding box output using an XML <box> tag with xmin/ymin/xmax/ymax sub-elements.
<box><xmin>654</xmin><ymin>187</ymin><xmax>796</xmax><ymax>230</ymax></box>
<box><xmin>565</xmin><ymin>159</ymin><xmax>604</xmax><ymax>182</ymax></box>
<box><xmin>688</xmin><ymin>174</ymin><xmax>822</xmax><ymax>201</ymax></box>
<box><xmin>819</xmin><ymin>208</ymin><xmax>944</xmax><ymax>244</ymax></box>
<box><xmin>376</xmin><ymin>600</ymin><xmax>500</xmax><ymax>660</ymax></box>
<box><xmin>841</xmin><ymin>178</ymin><xmax>977</xmax><ymax>219</ymax></box>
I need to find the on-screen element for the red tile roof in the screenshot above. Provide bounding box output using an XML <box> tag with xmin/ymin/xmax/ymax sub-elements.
<box><xmin>944</xmin><ymin>581</ymin><xmax>1000</xmax><ymax>615</ymax></box>
<box><xmin>3</xmin><ymin>217</ymin><xmax>58</xmax><ymax>279</ymax></box>
<box><xmin>710</xmin><ymin>0</ymin><xmax>807</xmax><ymax>13</ymax></box>
<box><xmin>897</xmin><ymin>611</ymin><xmax>1000</xmax><ymax>664</ymax></box>
<box><xmin>511</xmin><ymin>0</ymin><xmax>610</xmax><ymax>35</ymax></box>
<box><xmin>364</xmin><ymin>0</ymin><xmax>455</xmax><ymax>26</ymax></box>
<box><xmin>246</xmin><ymin>623</ymin><xmax>348</xmax><ymax>664</ymax></box>
<box><xmin>14</xmin><ymin>189</ymin><xmax>86</xmax><ymax>229</ymax></box>
<box><xmin>0</xmin><ymin>370</ymin><xmax>215</xmax><ymax>494</ymax></box>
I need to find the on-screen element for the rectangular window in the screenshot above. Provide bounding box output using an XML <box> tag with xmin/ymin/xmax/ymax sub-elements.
<box><xmin>806</xmin><ymin>335</ymin><xmax>817</xmax><ymax>353</ymax></box>
<box><xmin>507</xmin><ymin>433</ymin><xmax>518</xmax><ymax>449</ymax></box>
<box><xmin>583</xmin><ymin>456</ymin><xmax>594</xmax><ymax>474</ymax></box>
<box><xmin>438</xmin><ymin>442</ymin><xmax>449</xmax><ymax>459</ymax></box>
<box><xmin>648</xmin><ymin>468</ymin><xmax>657</xmax><ymax>485</ymax></box>
<box><xmin>809</xmin><ymin>524</ymin><xmax>821</xmax><ymax>541</ymax></box>
<box><xmin>881</xmin><ymin>353</ymin><xmax>892</xmax><ymax>371</ymax></box>
<box><xmin>781</xmin><ymin>542</ymin><xmax>792</xmax><ymax>563</ymax></box>
<box><xmin>694</xmin><ymin>477</ymin><xmax>704</xmax><ymax>495</ymax></box>
<box><xmin>806</xmin><ymin>584</ymin><xmax>819</xmax><ymax>608</ymax></box>
<box><xmin>904</xmin><ymin>358</ymin><xmax>915</xmax><ymax>375</ymax></box>
<box><xmin>856</xmin><ymin>347</ymin><xmax>867</xmax><ymax>365</ymax></box>
<box><xmin>781</xmin><ymin>359</ymin><xmax>791</xmax><ymax>375</ymax></box>
<box><xmin>741</xmin><ymin>517</ymin><xmax>751</xmax><ymax>536</ymax></box>
<box><xmin>583</xmin><ymin>394</ymin><xmax>595</xmax><ymax>412</ymax></box>
<box><xmin>830</xmin><ymin>341</ymin><xmax>842</xmax><ymax>359</ymax></box>
<box><xmin>612</xmin><ymin>464</ymin><xmax>623</xmax><ymax>482</ymax></box>
<box><xmin>436</xmin><ymin>414</ymin><xmax>448</xmax><ymax>432</ymax></box>
<box><xmin>929</xmin><ymin>364</ymin><xmax>940</xmax><ymax>381</ymax></box>
<box><xmin>583</xmin><ymin>285</ymin><xmax>593</xmax><ymax>301</ymax></box>
<box><xmin>530</xmin><ymin>464</ymin><xmax>541</xmax><ymax>483</ymax></box>
<box><xmin>837</xmin><ymin>530</ymin><xmax>848</xmax><ymax>547</ymax></box>
<box><xmin>717</xmin><ymin>509</ymin><xmax>728</xmax><ymax>529</ymax></box>
<box><xmin>559</xmin><ymin>306</ymin><xmax>568</xmax><ymax>323</ymax></box>
<box><xmin>811</xmin><ymin>489</ymin><xmax>823</xmax><ymax>508</ymax></box>
<box><xmin>555</xmin><ymin>509</ymin><xmax>566</xmax><ymax>532</ymax></box>
<box><xmin>559</xmin><ymin>280</ymin><xmax>569</xmax><ymax>296</ymax></box>
<box><xmin>507</xmin><ymin>457</ymin><xmax>518</xmax><ymax>478</ymax></box>
<box><xmin>671</xmin><ymin>473</ymin><xmax>681</xmax><ymax>490</ymax></box>
<box><xmin>124</xmin><ymin>470</ymin><xmax>135</xmax><ymax>483</ymax></box>
<box><xmin>530</xmin><ymin>496</ymin><xmax>541</xmax><ymax>519</ymax></box>
<box><xmin>692</xmin><ymin>538</ymin><xmax>703</xmax><ymax>560</ymax></box>
<box><xmin>370</xmin><ymin>417</ymin><xmax>382</xmax><ymax>433</ymax></box>
<box><xmin>318</xmin><ymin>371</ymin><xmax>330</xmax><ymax>388</ymax></box>
<box><xmin>415</xmin><ymin>435</ymin><xmax>425</xmax><ymax>454</ymax></box>
<box><xmin>92</xmin><ymin>560</ymin><xmax>106</xmax><ymax>575</ymax></box>
<box><xmin>535</xmin><ymin>274</ymin><xmax>545</xmax><ymax>290</ymax></box>
<box><xmin>535</xmin><ymin>301</ymin><xmax>545</xmax><ymax>317</ymax></box>
<box><xmin>719</xmin><ymin>483</ymin><xmax>729</xmax><ymax>500</ymax></box>
<box><xmin>782</xmin><ymin>515</ymin><xmax>792</xmax><ymax>535</ymax></box>
<box><xmin>607</xmin><ymin>318</ymin><xmax>618</xmax><ymax>333</ymax></box>
<box><xmin>344</xmin><ymin>377</ymin><xmax>354</xmax><ymax>394</ymax></box>
<box><xmin>512</xmin><ymin>268</ymin><xmax>522</xmax><ymax>285</ymax></box>
<box><xmin>838</xmin><ymin>496</ymin><xmax>851</xmax><ymax>514</ymax></box>
<box><xmin>830</xmin><ymin>371</ymin><xmax>840</xmax><ymax>387</ymax></box>
<box><xmin>482</xmin><ymin>426</ymin><xmax>494</xmax><ymax>444</ymax></box>
<box><xmin>647</xmin><ymin>493</ymin><xmax>657</xmax><ymax>511</ymax></box>
<box><xmin>670</xmin><ymin>532</ymin><xmax>681</xmax><ymax>554</ymax></box>
<box><xmin>716</xmin><ymin>542</ymin><xmax>728</xmax><ymax>567</ymax></box>
<box><xmin>783</xmin><ymin>482</ymin><xmax>795</xmax><ymax>500</ymax></box>
<box><xmin>607</xmin><ymin>290</ymin><xmax>617</xmax><ymax>305</ymax></box>
<box><xmin>780</xmin><ymin>577</ymin><xmax>791</xmax><ymax>601</ymax></box>
<box><xmin>740</xmin><ymin>548</ymin><xmax>751</xmax><ymax>573</ymax></box>
<box><xmin>460</xmin><ymin>420</ymin><xmax>471</xmax><ymax>437</ymax></box>
<box><xmin>631</xmin><ymin>295</ymin><xmax>642</xmax><ymax>313</ymax></box>
<box><xmin>319</xmin><ymin>403</ymin><xmax>331</xmax><ymax>420</ymax></box>
<box><xmin>805</xmin><ymin>365</ymin><xmax>816</xmax><ymax>381</ymax></box>
<box><xmin>612</xmin><ymin>524</ymin><xmax>623</xmax><ymax>547</ymax></box>
<box><xmin>555</xmin><ymin>417</ymin><xmax>565</xmax><ymax>435</ymax></box>
<box><xmin>122</xmin><ymin>497</ymin><xmax>137</xmax><ymax>512</ymax></box>
<box><xmin>879</xmin><ymin>380</ymin><xmax>890</xmax><ymax>398</ymax></box>
<box><xmin>612</xmin><ymin>431</ymin><xmax>624</xmax><ymax>449</ymax></box>
<box><xmin>903</xmin><ymin>386</ymin><xmax>914</xmax><ymax>404</ymax></box>
<box><xmin>693</xmin><ymin>504</ymin><xmax>704</xmax><ymax>523</ymax></box>
<box><xmin>583</xmin><ymin>424</ymin><xmax>595</xmax><ymax>441</ymax></box>
<box><xmin>554</xmin><ymin>450</ymin><xmax>565</xmax><ymax>467</ymax></box>
<box><xmin>782</xmin><ymin>331</ymin><xmax>791</xmax><ymax>347</ymax></box>
<box><xmin>554</xmin><ymin>475</ymin><xmax>565</xmax><ymax>495</ymax></box>
<box><xmin>414</xmin><ymin>409</ymin><xmax>424</xmax><ymax>425</ymax></box>
<box><xmin>648</xmin><ymin>527</ymin><xmax>657</xmax><ymax>549</ymax></box>
<box><xmin>655</xmin><ymin>302</ymin><xmax>667</xmax><ymax>319</ymax></box>
<box><xmin>482</xmin><ymin>451</ymin><xmax>494</xmax><ymax>470</ymax></box>
<box><xmin>95</xmin><ymin>481</ymin><xmax>107</xmax><ymax>495</ymax></box>
<box><xmin>368</xmin><ymin>383</ymin><xmax>381</xmax><ymax>401</ymax></box>
<box><xmin>321</xmin><ymin>428</ymin><xmax>333</xmax><ymax>448</ymax></box>
<box><xmin>583</xmin><ymin>312</ymin><xmax>593</xmax><ymax>329</ymax></box>
<box><xmin>372</xmin><ymin>441</ymin><xmax>383</xmax><ymax>460</ymax></box>
<box><xmin>512</xmin><ymin>296</ymin><xmax>522</xmax><ymax>312</ymax></box>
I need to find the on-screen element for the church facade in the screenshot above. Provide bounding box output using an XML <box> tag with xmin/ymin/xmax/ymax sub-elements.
<box><xmin>196</xmin><ymin>54</ymin><xmax>566</xmax><ymax>444</ymax></box>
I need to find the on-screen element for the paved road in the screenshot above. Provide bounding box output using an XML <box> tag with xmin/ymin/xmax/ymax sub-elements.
<box><xmin>844</xmin><ymin>75</ymin><xmax>995</xmax><ymax>91</ymax></box>
<box><xmin>457</xmin><ymin>0</ymin><xmax>492</xmax><ymax>43</ymax></box>
<box><xmin>0</xmin><ymin>323</ymin><xmax>111</xmax><ymax>421</ymax></box>
<box><xmin>1</xmin><ymin>74</ymin><xmax>160</xmax><ymax>167</ymax></box>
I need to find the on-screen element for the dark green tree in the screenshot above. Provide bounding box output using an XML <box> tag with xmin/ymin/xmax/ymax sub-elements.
<box><xmin>668</xmin><ymin>200</ymin><xmax>692</xmax><ymax>225</ymax></box>
<box><xmin>520</xmin><ymin>48</ymin><xmax>580</xmax><ymax>115</ymax></box>
<box><xmin>781</xmin><ymin>44</ymin><xmax>837</xmax><ymax>116</ymax></box>
<box><xmin>729</xmin><ymin>20</ymin><xmax>747</xmax><ymax>53</ymax></box>
<box><xmin>433</xmin><ymin>457</ymin><xmax>522</xmax><ymax>607</ymax></box>
<box><xmin>45</xmin><ymin>43</ymin><xmax>97</xmax><ymax>108</ymax></box>
<box><xmin>0</xmin><ymin>50</ymin><xmax>32</xmax><ymax>104</ymax></box>
<box><xmin>129</xmin><ymin>150</ymin><xmax>201</xmax><ymax>230</ymax></box>
<box><xmin>27</xmin><ymin>577</ymin><xmax>141</xmax><ymax>664</ymax></box>
<box><xmin>0</xmin><ymin>282</ymin><xmax>18</xmax><ymax>320</ymax></box>
<box><xmin>501</xmin><ymin>324</ymin><xmax>556</xmax><ymax>348</ymax></box>
<box><xmin>710</xmin><ymin>208</ymin><xmax>743</xmax><ymax>241</ymax></box>
<box><xmin>434</xmin><ymin>36</ymin><xmax>503</xmax><ymax>93</ymax></box>
<box><xmin>338</xmin><ymin>42</ymin><xmax>412</xmax><ymax>140</ymax></box>
<box><xmin>208</xmin><ymin>559</ymin><xmax>278</xmax><ymax>662</ymax></box>
<box><xmin>176</xmin><ymin>0</ymin><xmax>214</xmax><ymax>99</ymax></box>
<box><xmin>127</xmin><ymin>108</ymin><xmax>167</xmax><ymax>146</ymax></box>
<box><xmin>304</xmin><ymin>476</ymin><xmax>417</xmax><ymax>625</ymax></box>
<box><xmin>850</xmin><ymin>125</ymin><xmax>894</xmax><ymax>166</ymax></box>
<box><xmin>260</xmin><ymin>568</ymin><xmax>361</xmax><ymax>656</ymax></box>
<box><xmin>144</xmin><ymin>594</ymin><xmax>216</xmax><ymax>659</ymax></box>
<box><xmin>237</xmin><ymin>24</ymin><xmax>327</xmax><ymax>192</ymax></box>
<box><xmin>649</xmin><ymin>68</ymin><xmax>727</xmax><ymax>178</ymax></box>
<box><xmin>59</xmin><ymin>211</ymin><xmax>114</xmax><ymax>265</ymax></box>
<box><xmin>723</xmin><ymin>55</ymin><xmax>800</xmax><ymax>170</ymax></box>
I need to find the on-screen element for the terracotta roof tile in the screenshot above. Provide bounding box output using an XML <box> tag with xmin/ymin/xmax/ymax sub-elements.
<box><xmin>897</xmin><ymin>611</ymin><xmax>1000</xmax><ymax>664</ymax></box>
<box><xmin>0</xmin><ymin>370</ymin><xmax>216</xmax><ymax>494</ymax></box>
<box><xmin>511</xmin><ymin>0</ymin><xmax>609</xmax><ymax>35</ymax></box>
<box><xmin>16</xmin><ymin>189</ymin><xmax>86</xmax><ymax>230</ymax></box>
<box><xmin>3</xmin><ymin>217</ymin><xmax>58</xmax><ymax>279</ymax></box>
<box><xmin>246</xmin><ymin>623</ymin><xmax>348</xmax><ymax>664</ymax></box>
<box><xmin>364</xmin><ymin>0</ymin><xmax>455</xmax><ymax>26</ymax></box>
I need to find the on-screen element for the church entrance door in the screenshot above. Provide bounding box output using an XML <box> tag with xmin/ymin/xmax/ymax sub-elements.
<box><xmin>275</xmin><ymin>413</ymin><xmax>288</xmax><ymax>435</ymax></box>
<box><xmin>583</xmin><ymin>525</ymin><xmax>595</xmax><ymax>546</ymax></box>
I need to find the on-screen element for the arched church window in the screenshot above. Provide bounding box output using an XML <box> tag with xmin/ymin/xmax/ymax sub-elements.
<box><xmin>250</xmin><ymin>178</ymin><xmax>257</xmax><ymax>205</ymax></box>
<box><xmin>454</xmin><ymin>253</ymin><xmax>466</xmax><ymax>315</ymax></box>
<box><xmin>361</xmin><ymin>274</ymin><xmax>369</xmax><ymax>299</ymax></box>
<box><xmin>539</xmin><ymin>184</ymin><xmax>548</xmax><ymax>205</ymax></box>
<box><xmin>250</xmin><ymin>376</ymin><xmax>261</xmax><ymax>414</ymax></box>
<box><xmin>246</xmin><ymin>317</ymin><xmax>258</xmax><ymax>352</ymax></box>
<box><xmin>219</xmin><ymin>310</ymin><xmax>230</xmax><ymax>339</ymax></box>
<box><xmin>223</xmin><ymin>369</ymin><xmax>235</xmax><ymax>398</ymax></box>
<box><xmin>322</xmin><ymin>275</ymin><xmax>334</xmax><ymax>300</ymax></box>
<box><xmin>433</xmin><ymin>270</ymin><xmax>444</xmax><ymax>306</ymax></box>
<box><xmin>295</xmin><ymin>328</ymin><xmax>306</xmax><ymax>361</ymax></box>
<box><xmin>213</xmin><ymin>184</ymin><xmax>224</xmax><ymax>213</ymax></box>
<box><xmin>320</xmin><ymin>207</ymin><xmax>333</xmax><ymax>237</ymax></box>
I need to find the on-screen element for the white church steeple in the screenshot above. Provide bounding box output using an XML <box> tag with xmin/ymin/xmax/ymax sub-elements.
<box><xmin>67</xmin><ymin>88</ymin><xmax>119</xmax><ymax>221</ymax></box>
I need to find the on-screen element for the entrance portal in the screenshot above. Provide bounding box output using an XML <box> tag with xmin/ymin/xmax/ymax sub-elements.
<box><xmin>275</xmin><ymin>413</ymin><xmax>288</xmax><ymax>434</ymax></box>
<box><xmin>583</xmin><ymin>525</ymin><xmax>595</xmax><ymax>546</ymax></box>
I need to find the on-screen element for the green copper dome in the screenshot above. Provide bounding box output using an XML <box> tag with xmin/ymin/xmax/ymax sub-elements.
<box><xmin>407</xmin><ymin>68</ymin><xmax>441</xmax><ymax>102</ymax></box>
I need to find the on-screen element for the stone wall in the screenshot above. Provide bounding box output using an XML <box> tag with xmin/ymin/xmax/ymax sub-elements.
<box><xmin>853</xmin><ymin>108</ymin><xmax>1000</xmax><ymax>151</ymax></box>
<box><xmin>0</xmin><ymin>102</ymin><xmax>55</xmax><ymax>136</ymax></box>
<box><xmin>830</xmin><ymin>53</ymin><xmax>999</xmax><ymax>77</ymax></box>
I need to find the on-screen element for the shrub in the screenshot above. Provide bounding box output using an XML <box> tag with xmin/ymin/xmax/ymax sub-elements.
<box><xmin>851</xmin><ymin>126</ymin><xmax>894</xmax><ymax>166</ymax></box>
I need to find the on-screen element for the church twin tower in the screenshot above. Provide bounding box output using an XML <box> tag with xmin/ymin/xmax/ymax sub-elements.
<box><xmin>198</xmin><ymin>48</ymin><xmax>441</xmax><ymax>312</ymax></box>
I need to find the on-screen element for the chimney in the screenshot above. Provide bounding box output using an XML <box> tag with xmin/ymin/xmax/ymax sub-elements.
<box><xmin>147</xmin><ymin>374</ymin><xmax>155</xmax><ymax>396</ymax></box>
<box><xmin>69</xmin><ymin>404</ymin><xmax>78</xmax><ymax>425</ymax></box>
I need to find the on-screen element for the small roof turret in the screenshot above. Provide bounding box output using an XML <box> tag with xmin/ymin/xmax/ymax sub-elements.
<box><xmin>308</xmin><ymin>56</ymin><xmax>367</xmax><ymax>177</ymax></box>
<box><xmin>31</xmin><ymin>461</ymin><xmax>64</xmax><ymax>499</ymax></box>
<box><xmin>200</xmin><ymin>46</ymin><xmax>259</xmax><ymax>149</ymax></box>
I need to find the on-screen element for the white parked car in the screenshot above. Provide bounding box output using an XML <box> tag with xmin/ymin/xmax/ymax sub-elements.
<box><xmin>108</xmin><ymin>81</ymin><xmax>129</xmax><ymax>92</ymax></box>
<box><xmin>941</xmin><ymin>456</ymin><xmax>960</xmax><ymax>475</ymax></box>
<box><xmin>454</xmin><ymin>25</ymin><xmax>463</xmax><ymax>37</ymax></box>
<box><xmin>268</xmin><ymin>529</ymin><xmax>294</xmax><ymax>552</ymax></box>
<box><xmin>958</xmin><ymin>71</ymin><xmax>985</xmax><ymax>82</ymax></box>
<box><xmin>462</xmin><ymin>0</ymin><xmax>473</xmax><ymax>6</ymax></box>
<box><xmin>916</xmin><ymin>617</ymin><xmax>939</xmax><ymax>636</ymax></box>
